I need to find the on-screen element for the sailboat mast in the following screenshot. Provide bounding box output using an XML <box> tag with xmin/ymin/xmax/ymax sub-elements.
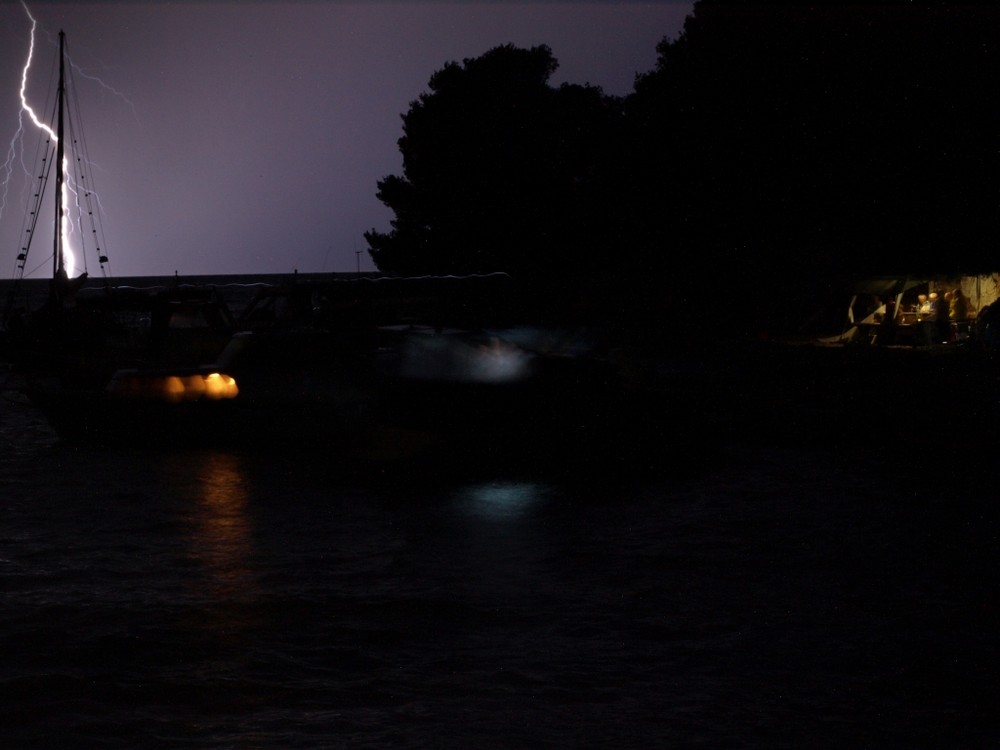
<box><xmin>53</xmin><ymin>30</ymin><xmax>65</xmax><ymax>278</ymax></box>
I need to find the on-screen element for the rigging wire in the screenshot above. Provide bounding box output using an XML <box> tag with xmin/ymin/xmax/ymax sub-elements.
<box><xmin>9</xmin><ymin>48</ymin><xmax>58</xmax><ymax>282</ymax></box>
<box><xmin>3</xmin><ymin>31</ymin><xmax>57</xmax><ymax>322</ymax></box>
<box><xmin>4</xmin><ymin>32</ymin><xmax>119</xmax><ymax>323</ymax></box>
<box><xmin>9</xmin><ymin>36</ymin><xmax>114</xmax><ymax>285</ymax></box>
<box><xmin>63</xmin><ymin>36</ymin><xmax>113</xmax><ymax>285</ymax></box>
<box><xmin>11</xmin><ymin>103</ymin><xmax>57</xmax><ymax>281</ymax></box>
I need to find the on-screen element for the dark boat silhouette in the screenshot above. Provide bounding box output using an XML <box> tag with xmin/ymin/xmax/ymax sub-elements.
<box><xmin>2</xmin><ymin>31</ymin><xmax>242</xmax><ymax>425</ymax></box>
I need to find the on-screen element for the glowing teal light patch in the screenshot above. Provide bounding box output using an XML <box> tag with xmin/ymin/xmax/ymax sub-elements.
<box><xmin>454</xmin><ymin>481</ymin><xmax>548</xmax><ymax>520</ymax></box>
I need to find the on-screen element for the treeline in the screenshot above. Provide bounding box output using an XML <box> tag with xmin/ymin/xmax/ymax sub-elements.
<box><xmin>364</xmin><ymin>1</ymin><xmax>1000</xmax><ymax>330</ymax></box>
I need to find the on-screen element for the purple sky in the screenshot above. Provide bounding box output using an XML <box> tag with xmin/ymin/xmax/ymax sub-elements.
<box><xmin>0</xmin><ymin>1</ymin><xmax>691</xmax><ymax>278</ymax></box>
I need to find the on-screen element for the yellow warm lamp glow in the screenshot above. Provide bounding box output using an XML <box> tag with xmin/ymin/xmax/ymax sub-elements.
<box><xmin>164</xmin><ymin>376</ymin><xmax>185</xmax><ymax>402</ymax></box>
<box><xmin>185</xmin><ymin>375</ymin><xmax>207</xmax><ymax>398</ymax></box>
<box><xmin>204</xmin><ymin>372</ymin><xmax>239</xmax><ymax>400</ymax></box>
<box><xmin>108</xmin><ymin>370</ymin><xmax>239</xmax><ymax>402</ymax></box>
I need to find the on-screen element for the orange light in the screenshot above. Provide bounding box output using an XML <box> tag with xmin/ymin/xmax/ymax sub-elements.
<box><xmin>204</xmin><ymin>372</ymin><xmax>239</xmax><ymax>400</ymax></box>
<box><xmin>164</xmin><ymin>376</ymin><xmax>185</xmax><ymax>402</ymax></box>
<box><xmin>108</xmin><ymin>370</ymin><xmax>239</xmax><ymax>402</ymax></box>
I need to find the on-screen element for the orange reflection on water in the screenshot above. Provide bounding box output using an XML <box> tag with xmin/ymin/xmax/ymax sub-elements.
<box><xmin>187</xmin><ymin>451</ymin><xmax>260</xmax><ymax>619</ymax></box>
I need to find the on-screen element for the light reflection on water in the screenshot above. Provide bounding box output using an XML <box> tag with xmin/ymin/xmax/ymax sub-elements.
<box><xmin>451</xmin><ymin>481</ymin><xmax>549</xmax><ymax>521</ymax></box>
<box><xmin>183</xmin><ymin>451</ymin><xmax>261</xmax><ymax>631</ymax></box>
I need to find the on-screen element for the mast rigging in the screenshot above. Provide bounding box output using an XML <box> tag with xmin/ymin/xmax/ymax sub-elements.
<box><xmin>54</xmin><ymin>30</ymin><xmax>65</xmax><ymax>278</ymax></box>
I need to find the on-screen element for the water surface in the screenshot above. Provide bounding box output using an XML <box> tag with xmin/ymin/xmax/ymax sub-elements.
<box><xmin>1</xmin><ymin>395</ymin><xmax>995</xmax><ymax>747</ymax></box>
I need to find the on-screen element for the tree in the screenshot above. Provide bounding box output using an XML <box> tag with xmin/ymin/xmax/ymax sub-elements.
<box><xmin>628</xmin><ymin>0</ymin><xmax>1000</xmax><ymax>295</ymax></box>
<box><xmin>367</xmin><ymin>5</ymin><xmax>1000</xmax><ymax>332</ymax></box>
<box><xmin>365</xmin><ymin>44</ymin><xmax>625</xmax><ymax>283</ymax></box>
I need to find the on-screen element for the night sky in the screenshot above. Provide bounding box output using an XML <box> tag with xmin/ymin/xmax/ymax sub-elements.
<box><xmin>0</xmin><ymin>1</ymin><xmax>691</xmax><ymax>279</ymax></box>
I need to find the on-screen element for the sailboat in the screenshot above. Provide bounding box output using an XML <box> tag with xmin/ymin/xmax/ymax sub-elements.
<box><xmin>1</xmin><ymin>31</ymin><xmax>95</xmax><ymax>364</ymax></box>
<box><xmin>2</xmin><ymin>31</ymin><xmax>241</xmax><ymax>436</ymax></box>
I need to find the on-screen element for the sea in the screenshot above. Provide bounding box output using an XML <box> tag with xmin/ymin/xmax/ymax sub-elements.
<box><xmin>1</xmin><ymin>276</ymin><xmax>998</xmax><ymax>747</ymax></box>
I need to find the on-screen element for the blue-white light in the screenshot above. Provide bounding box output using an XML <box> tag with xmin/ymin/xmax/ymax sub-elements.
<box><xmin>454</xmin><ymin>481</ymin><xmax>548</xmax><ymax>521</ymax></box>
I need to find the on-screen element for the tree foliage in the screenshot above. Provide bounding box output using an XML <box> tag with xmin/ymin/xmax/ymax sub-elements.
<box><xmin>631</xmin><ymin>1</ymin><xmax>1000</xmax><ymax>282</ymax></box>
<box><xmin>367</xmin><ymin>4</ymin><xmax>1000</xmax><ymax>328</ymax></box>
<box><xmin>365</xmin><ymin>44</ymin><xmax>624</xmax><ymax>282</ymax></box>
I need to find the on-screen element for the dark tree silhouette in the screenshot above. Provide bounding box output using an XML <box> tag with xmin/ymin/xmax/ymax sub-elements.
<box><xmin>365</xmin><ymin>45</ymin><xmax>625</xmax><ymax>285</ymax></box>
<box><xmin>366</xmin><ymin>6</ymin><xmax>1000</xmax><ymax>332</ymax></box>
<box><xmin>628</xmin><ymin>1</ymin><xmax>1000</xmax><ymax>310</ymax></box>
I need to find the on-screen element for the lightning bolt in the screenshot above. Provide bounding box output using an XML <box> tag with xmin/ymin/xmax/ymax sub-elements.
<box><xmin>3</xmin><ymin>2</ymin><xmax>132</xmax><ymax>281</ymax></box>
<box><xmin>3</xmin><ymin>1</ymin><xmax>127</xmax><ymax>281</ymax></box>
<box><xmin>0</xmin><ymin>6</ymin><xmax>35</xmax><ymax>257</ymax></box>
<box><xmin>37</xmin><ymin>22</ymin><xmax>141</xmax><ymax>126</ymax></box>
<box><xmin>0</xmin><ymin>1</ymin><xmax>76</xmax><ymax>277</ymax></box>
